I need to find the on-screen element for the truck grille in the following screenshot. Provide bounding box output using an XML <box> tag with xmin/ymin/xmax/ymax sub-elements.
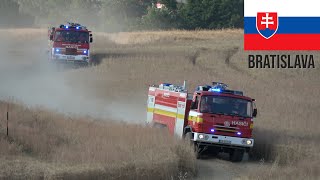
<box><xmin>214</xmin><ymin>124</ymin><xmax>238</xmax><ymax>133</ymax></box>
<box><xmin>65</xmin><ymin>48</ymin><xmax>77</xmax><ymax>55</ymax></box>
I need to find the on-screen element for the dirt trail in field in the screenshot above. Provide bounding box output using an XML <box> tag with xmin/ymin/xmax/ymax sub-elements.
<box><xmin>197</xmin><ymin>159</ymin><xmax>245</xmax><ymax>180</ymax></box>
<box><xmin>195</xmin><ymin>154</ymin><xmax>266</xmax><ymax>180</ymax></box>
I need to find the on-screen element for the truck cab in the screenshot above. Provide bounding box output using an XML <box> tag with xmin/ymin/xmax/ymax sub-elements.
<box><xmin>185</xmin><ymin>83</ymin><xmax>257</xmax><ymax>161</ymax></box>
<box><xmin>48</xmin><ymin>22</ymin><xmax>93</xmax><ymax>66</ymax></box>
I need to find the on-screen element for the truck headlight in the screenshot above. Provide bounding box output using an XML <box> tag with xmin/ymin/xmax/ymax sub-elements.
<box><xmin>246</xmin><ymin>140</ymin><xmax>252</xmax><ymax>145</ymax></box>
<box><xmin>198</xmin><ymin>134</ymin><xmax>209</xmax><ymax>140</ymax></box>
<box><xmin>242</xmin><ymin>139</ymin><xmax>253</xmax><ymax>145</ymax></box>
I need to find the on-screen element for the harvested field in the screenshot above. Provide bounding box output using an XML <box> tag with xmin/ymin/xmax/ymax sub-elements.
<box><xmin>0</xmin><ymin>101</ymin><xmax>196</xmax><ymax>179</ymax></box>
<box><xmin>0</xmin><ymin>29</ymin><xmax>319</xmax><ymax>179</ymax></box>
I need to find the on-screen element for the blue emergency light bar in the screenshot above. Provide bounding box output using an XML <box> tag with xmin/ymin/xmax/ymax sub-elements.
<box><xmin>196</xmin><ymin>82</ymin><xmax>244</xmax><ymax>96</ymax></box>
<box><xmin>209</xmin><ymin>88</ymin><xmax>221</xmax><ymax>92</ymax></box>
<box><xmin>208</xmin><ymin>87</ymin><xmax>243</xmax><ymax>96</ymax></box>
<box><xmin>59</xmin><ymin>22</ymin><xmax>87</xmax><ymax>30</ymax></box>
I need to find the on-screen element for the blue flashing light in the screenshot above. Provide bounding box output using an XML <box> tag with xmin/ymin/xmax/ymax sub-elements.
<box><xmin>211</xmin><ymin>88</ymin><xmax>221</xmax><ymax>92</ymax></box>
<box><xmin>76</xmin><ymin>26</ymin><xmax>80</xmax><ymax>30</ymax></box>
<box><xmin>210</xmin><ymin>129</ymin><xmax>215</xmax><ymax>133</ymax></box>
<box><xmin>55</xmin><ymin>49</ymin><xmax>60</xmax><ymax>52</ymax></box>
<box><xmin>65</xmin><ymin>26</ymin><xmax>69</xmax><ymax>29</ymax></box>
<box><xmin>83</xmin><ymin>50</ymin><xmax>87</xmax><ymax>54</ymax></box>
<box><xmin>237</xmin><ymin>132</ymin><xmax>241</xmax><ymax>136</ymax></box>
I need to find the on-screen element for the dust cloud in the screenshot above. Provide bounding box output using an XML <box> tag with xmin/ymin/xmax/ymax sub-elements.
<box><xmin>0</xmin><ymin>31</ymin><xmax>144</xmax><ymax>123</ymax></box>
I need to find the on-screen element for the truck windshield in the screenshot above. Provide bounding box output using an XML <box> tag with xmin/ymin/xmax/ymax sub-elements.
<box><xmin>54</xmin><ymin>30</ymin><xmax>89</xmax><ymax>43</ymax></box>
<box><xmin>200</xmin><ymin>96</ymin><xmax>252</xmax><ymax>118</ymax></box>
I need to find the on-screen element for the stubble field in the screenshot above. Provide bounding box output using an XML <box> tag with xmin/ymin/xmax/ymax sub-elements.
<box><xmin>0</xmin><ymin>29</ymin><xmax>319</xmax><ymax>179</ymax></box>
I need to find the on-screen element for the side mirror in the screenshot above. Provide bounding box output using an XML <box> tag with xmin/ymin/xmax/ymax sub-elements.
<box><xmin>50</xmin><ymin>34</ymin><xmax>53</xmax><ymax>41</ymax></box>
<box><xmin>252</xmin><ymin>109</ymin><xmax>258</xmax><ymax>117</ymax></box>
<box><xmin>90</xmin><ymin>37</ymin><xmax>93</xmax><ymax>43</ymax></box>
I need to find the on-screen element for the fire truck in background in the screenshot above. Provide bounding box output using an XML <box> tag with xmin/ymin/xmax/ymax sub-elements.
<box><xmin>48</xmin><ymin>22</ymin><xmax>93</xmax><ymax>66</ymax></box>
<box><xmin>146</xmin><ymin>81</ymin><xmax>258</xmax><ymax>162</ymax></box>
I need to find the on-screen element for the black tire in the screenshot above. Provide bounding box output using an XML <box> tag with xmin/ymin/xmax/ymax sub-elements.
<box><xmin>184</xmin><ymin>132</ymin><xmax>202</xmax><ymax>159</ymax></box>
<box><xmin>152</xmin><ymin>123</ymin><xmax>163</xmax><ymax>128</ymax></box>
<box><xmin>152</xmin><ymin>123</ymin><xmax>168</xmax><ymax>133</ymax></box>
<box><xmin>229</xmin><ymin>149</ymin><xmax>245</xmax><ymax>162</ymax></box>
<box><xmin>184</xmin><ymin>132</ymin><xmax>193</xmax><ymax>145</ymax></box>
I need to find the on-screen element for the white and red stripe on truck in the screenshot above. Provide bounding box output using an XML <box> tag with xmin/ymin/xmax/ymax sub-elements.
<box><xmin>147</xmin><ymin>86</ymin><xmax>190</xmax><ymax>138</ymax></box>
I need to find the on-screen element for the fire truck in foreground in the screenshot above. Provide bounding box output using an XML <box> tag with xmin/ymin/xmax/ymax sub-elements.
<box><xmin>147</xmin><ymin>81</ymin><xmax>257</xmax><ymax>162</ymax></box>
<box><xmin>48</xmin><ymin>22</ymin><xmax>93</xmax><ymax>66</ymax></box>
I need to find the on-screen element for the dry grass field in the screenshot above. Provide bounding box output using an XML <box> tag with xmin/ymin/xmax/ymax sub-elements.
<box><xmin>0</xmin><ymin>28</ymin><xmax>319</xmax><ymax>179</ymax></box>
<box><xmin>0</xmin><ymin>101</ymin><xmax>196</xmax><ymax>179</ymax></box>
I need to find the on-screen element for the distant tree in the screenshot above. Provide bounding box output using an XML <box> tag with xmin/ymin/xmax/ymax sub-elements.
<box><xmin>159</xmin><ymin>0</ymin><xmax>178</xmax><ymax>10</ymax></box>
<box><xmin>14</xmin><ymin>0</ymin><xmax>104</xmax><ymax>28</ymax></box>
<box><xmin>100</xmin><ymin>0</ymin><xmax>152</xmax><ymax>31</ymax></box>
<box><xmin>0</xmin><ymin>0</ymin><xmax>34</xmax><ymax>27</ymax></box>
<box><xmin>140</xmin><ymin>4</ymin><xmax>180</xmax><ymax>30</ymax></box>
<box><xmin>8</xmin><ymin>0</ymin><xmax>244</xmax><ymax>30</ymax></box>
<box><xmin>178</xmin><ymin>0</ymin><xmax>244</xmax><ymax>29</ymax></box>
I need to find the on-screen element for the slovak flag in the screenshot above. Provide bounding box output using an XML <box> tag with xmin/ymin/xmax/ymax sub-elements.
<box><xmin>244</xmin><ymin>0</ymin><xmax>320</xmax><ymax>50</ymax></box>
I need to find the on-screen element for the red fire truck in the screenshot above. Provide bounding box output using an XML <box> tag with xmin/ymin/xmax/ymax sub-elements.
<box><xmin>147</xmin><ymin>81</ymin><xmax>257</xmax><ymax>162</ymax></box>
<box><xmin>48</xmin><ymin>22</ymin><xmax>93</xmax><ymax>66</ymax></box>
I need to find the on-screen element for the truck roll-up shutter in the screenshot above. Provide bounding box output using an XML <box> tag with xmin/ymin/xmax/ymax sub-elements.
<box><xmin>146</xmin><ymin>87</ymin><xmax>156</xmax><ymax>124</ymax></box>
<box><xmin>174</xmin><ymin>93</ymin><xmax>187</xmax><ymax>138</ymax></box>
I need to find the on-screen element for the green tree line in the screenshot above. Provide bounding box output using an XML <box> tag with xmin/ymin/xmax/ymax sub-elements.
<box><xmin>2</xmin><ymin>0</ymin><xmax>243</xmax><ymax>31</ymax></box>
<box><xmin>0</xmin><ymin>0</ymin><xmax>34</xmax><ymax>27</ymax></box>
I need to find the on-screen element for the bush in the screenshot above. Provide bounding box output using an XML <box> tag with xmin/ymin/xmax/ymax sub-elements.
<box><xmin>140</xmin><ymin>5</ymin><xmax>180</xmax><ymax>30</ymax></box>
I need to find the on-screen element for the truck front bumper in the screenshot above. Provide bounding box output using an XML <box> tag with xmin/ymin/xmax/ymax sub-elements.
<box><xmin>193</xmin><ymin>132</ymin><xmax>254</xmax><ymax>148</ymax></box>
<box><xmin>51</xmin><ymin>54</ymin><xmax>90</xmax><ymax>64</ymax></box>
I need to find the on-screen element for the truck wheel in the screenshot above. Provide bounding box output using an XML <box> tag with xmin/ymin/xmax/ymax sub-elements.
<box><xmin>184</xmin><ymin>132</ymin><xmax>193</xmax><ymax>145</ymax></box>
<box><xmin>229</xmin><ymin>149</ymin><xmax>244</xmax><ymax>162</ymax></box>
<box><xmin>184</xmin><ymin>132</ymin><xmax>201</xmax><ymax>159</ymax></box>
<box><xmin>152</xmin><ymin>123</ymin><xmax>164</xmax><ymax>128</ymax></box>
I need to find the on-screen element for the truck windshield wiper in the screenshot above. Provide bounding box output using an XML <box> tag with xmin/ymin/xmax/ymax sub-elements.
<box><xmin>229</xmin><ymin>113</ymin><xmax>241</xmax><ymax>117</ymax></box>
<box><xmin>229</xmin><ymin>113</ymin><xmax>249</xmax><ymax>118</ymax></box>
<box><xmin>215</xmin><ymin>112</ymin><xmax>229</xmax><ymax>116</ymax></box>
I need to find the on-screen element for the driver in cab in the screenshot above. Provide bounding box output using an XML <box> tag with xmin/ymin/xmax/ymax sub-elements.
<box><xmin>55</xmin><ymin>33</ymin><xmax>65</xmax><ymax>41</ymax></box>
<box><xmin>200</xmin><ymin>97</ymin><xmax>211</xmax><ymax>113</ymax></box>
<box><xmin>232</xmin><ymin>101</ymin><xmax>246</xmax><ymax>116</ymax></box>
